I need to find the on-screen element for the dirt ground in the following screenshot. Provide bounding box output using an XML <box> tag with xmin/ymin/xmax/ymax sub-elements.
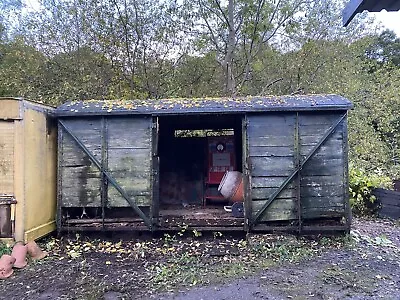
<box><xmin>0</xmin><ymin>217</ymin><xmax>399</xmax><ymax>300</ymax></box>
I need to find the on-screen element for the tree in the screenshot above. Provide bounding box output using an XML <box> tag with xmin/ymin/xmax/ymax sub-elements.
<box><xmin>189</xmin><ymin>0</ymin><xmax>312</xmax><ymax>95</ymax></box>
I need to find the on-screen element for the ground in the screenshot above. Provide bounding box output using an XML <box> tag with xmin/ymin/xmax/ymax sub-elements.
<box><xmin>0</xmin><ymin>218</ymin><xmax>399</xmax><ymax>300</ymax></box>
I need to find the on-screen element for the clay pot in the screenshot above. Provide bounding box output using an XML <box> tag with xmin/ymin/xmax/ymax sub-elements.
<box><xmin>26</xmin><ymin>241</ymin><xmax>47</xmax><ymax>260</ymax></box>
<box><xmin>11</xmin><ymin>242</ymin><xmax>28</xmax><ymax>268</ymax></box>
<box><xmin>0</xmin><ymin>255</ymin><xmax>16</xmax><ymax>279</ymax></box>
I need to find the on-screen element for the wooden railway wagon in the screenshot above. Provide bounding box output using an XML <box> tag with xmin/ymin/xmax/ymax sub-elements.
<box><xmin>0</xmin><ymin>98</ymin><xmax>57</xmax><ymax>242</ymax></box>
<box><xmin>55</xmin><ymin>95</ymin><xmax>353</xmax><ymax>233</ymax></box>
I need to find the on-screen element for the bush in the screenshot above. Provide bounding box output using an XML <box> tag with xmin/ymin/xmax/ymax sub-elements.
<box><xmin>349</xmin><ymin>167</ymin><xmax>392</xmax><ymax>216</ymax></box>
<box><xmin>0</xmin><ymin>242</ymin><xmax>11</xmax><ymax>256</ymax></box>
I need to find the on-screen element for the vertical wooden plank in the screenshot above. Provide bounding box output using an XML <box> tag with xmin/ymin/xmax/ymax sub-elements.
<box><xmin>295</xmin><ymin>113</ymin><xmax>302</xmax><ymax>233</ymax></box>
<box><xmin>107</xmin><ymin>117</ymin><xmax>152</xmax><ymax>207</ymax></box>
<box><xmin>100</xmin><ymin>117</ymin><xmax>108</xmax><ymax>229</ymax></box>
<box><xmin>243</xmin><ymin>115</ymin><xmax>252</xmax><ymax>231</ymax></box>
<box><xmin>0</xmin><ymin>121</ymin><xmax>14</xmax><ymax>194</ymax></box>
<box><xmin>13</xmin><ymin>119</ymin><xmax>25</xmax><ymax>242</ymax></box>
<box><xmin>151</xmin><ymin>117</ymin><xmax>160</xmax><ymax>228</ymax></box>
<box><xmin>342</xmin><ymin>113</ymin><xmax>351</xmax><ymax>232</ymax></box>
<box><xmin>56</xmin><ymin>121</ymin><xmax>63</xmax><ymax>233</ymax></box>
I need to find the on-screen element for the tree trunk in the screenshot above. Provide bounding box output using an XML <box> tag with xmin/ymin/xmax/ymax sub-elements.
<box><xmin>225</xmin><ymin>0</ymin><xmax>235</xmax><ymax>96</ymax></box>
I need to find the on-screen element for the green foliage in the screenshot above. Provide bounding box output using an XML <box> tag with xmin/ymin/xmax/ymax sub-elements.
<box><xmin>349</xmin><ymin>167</ymin><xmax>392</xmax><ymax>216</ymax></box>
<box><xmin>0</xmin><ymin>242</ymin><xmax>11</xmax><ymax>256</ymax></box>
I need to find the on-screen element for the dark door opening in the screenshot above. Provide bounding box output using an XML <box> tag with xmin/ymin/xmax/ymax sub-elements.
<box><xmin>157</xmin><ymin>114</ymin><xmax>244</xmax><ymax>228</ymax></box>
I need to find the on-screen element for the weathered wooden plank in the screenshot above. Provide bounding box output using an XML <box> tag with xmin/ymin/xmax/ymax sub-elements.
<box><xmin>299</xmin><ymin>113</ymin><xmax>343</xmax><ymax>126</ymax></box>
<box><xmin>252</xmin><ymin>187</ymin><xmax>295</xmax><ymax>200</ymax></box>
<box><xmin>302</xmin><ymin>206</ymin><xmax>345</xmax><ymax>219</ymax></box>
<box><xmin>61</xmin><ymin>178</ymin><xmax>101</xmax><ymax>207</ymax></box>
<box><xmin>108</xmin><ymin>148</ymin><xmax>151</xmax><ymax>172</ymax></box>
<box><xmin>62</xmin><ymin>118</ymin><xmax>102</xmax><ymax>132</ymax></box>
<box><xmin>301</xmin><ymin>196</ymin><xmax>344</xmax><ymax>208</ymax></box>
<box><xmin>301</xmin><ymin>159</ymin><xmax>344</xmax><ymax>176</ymax></box>
<box><xmin>62</xmin><ymin>165</ymin><xmax>101</xmax><ymax>179</ymax></box>
<box><xmin>107</xmin><ymin>117</ymin><xmax>151</xmax><ymax>149</ymax></box>
<box><xmin>249</xmin><ymin>135</ymin><xmax>294</xmax><ymax>147</ymax></box>
<box><xmin>299</xmin><ymin>123</ymin><xmax>343</xmax><ymax>137</ymax></box>
<box><xmin>300</xmin><ymin>142</ymin><xmax>343</xmax><ymax>158</ymax></box>
<box><xmin>252</xmin><ymin>198</ymin><xmax>296</xmax><ymax>221</ymax></box>
<box><xmin>248</xmin><ymin>114</ymin><xmax>296</xmax><ymax>126</ymax></box>
<box><xmin>61</xmin><ymin>145</ymin><xmax>101</xmax><ymax>166</ymax></box>
<box><xmin>249</xmin><ymin>146</ymin><xmax>294</xmax><ymax>157</ymax></box>
<box><xmin>300</xmin><ymin>185</ymin><xmax>343</xmax><ymax>198</ymax></box>
<box><xmin>300</xmin><ymin>131</ymin><xmax>343</xmax><ymax>146</ymax></box>
<box><xmin>301</xmin><ymin>175</ymin><xmax>343</xmax><ymax>187</ymax></box>
<box><xmin>108</xmin><ymin>186</ymin><xmax>151</xmax><ymax>207</ymax></box>
<box><xmin>252</xmin><ymin>176</ymin><xmax>295</xmax><ymax>188</ymax></box>
<box><xmin>0</xmin><ymin>121</ymin><xmax>14</xmax><ymax>194</ymax></box>
<box><xmin>300</xmin><ymin>133</ymin><xmax>343</xmax><ymax>149</ymax></box>
<box><xmin>247</xmin><ymin>124</ymin><xmax>295</xmax><ymax>137</ymax></box>
<box><xmin>0</xmin><ymin>99</ymin><xmax>21</xmax><ymax>120</ymax></box>
<box><xmin>251</xmin><ymin>156</ymin><xmax>295</xmax><ymax>177</ymax></box>
<box><xmin>63</xmin><ymin>133</ymin><xmax>102</xmax><ymax>151</ymax></box>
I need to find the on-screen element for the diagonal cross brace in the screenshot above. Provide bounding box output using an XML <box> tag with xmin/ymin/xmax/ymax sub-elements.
<box><xmin>59</xmin><ymin>120</ymin><xmax>153</xmax><ymax>229</ymax></box>
<box><xmin>252</xmin><ymin>113</ymin><xmax>347</xmax><ymax>224</ymax></box>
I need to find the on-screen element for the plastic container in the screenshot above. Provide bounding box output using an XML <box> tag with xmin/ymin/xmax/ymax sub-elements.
<box><xmin>218</xmin><ymin>171</ymin><xmax>244</xmax><ymax>202</ymax></box>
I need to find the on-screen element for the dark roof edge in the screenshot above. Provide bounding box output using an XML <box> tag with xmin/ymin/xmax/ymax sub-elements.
<box><xmin>55</xmin><ymin>105</ymin><xmax>353</xmax><ymax>118</ymax></box>
<box><xmin>343</xmin><ymin>0</ymin><xmax>364</xmax><ymax>26</ymax></box>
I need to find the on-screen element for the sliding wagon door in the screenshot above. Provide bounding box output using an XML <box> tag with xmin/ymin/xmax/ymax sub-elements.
<box><xmin>58</xmin><ymin>116</ymin><xmax>153</xmax><ymax>229</ymax></box>
<box><xmin>247</xmin><ymin>112</ymin><xmax>349</xmax><ymax>231</ymax></box>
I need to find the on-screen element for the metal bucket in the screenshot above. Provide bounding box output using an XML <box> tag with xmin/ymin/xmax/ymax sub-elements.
<box><xmin>0</xmin><ymin>195</ymin><xmax>16</xmax><ymax>238</ymax></box>
<box><xmin>218</xmin><ymin>171</ymin><xmax>244</xmax><ymax>202</ymax></box>
<box><xmin>0</xmin><ymin>204</ymin><xmax>12</xmax><ymax>238</ymax></box>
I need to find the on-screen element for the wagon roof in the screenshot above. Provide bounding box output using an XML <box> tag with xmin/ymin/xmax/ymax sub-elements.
<box><xmin>54</xmin><ymin>94</ymin><xmax>353</xmax><ymax>117</ymax></box>
<box><xmin>343</xmin><ymin>0</ymin><xmax>400</xmax><ymax>26</ymax></box>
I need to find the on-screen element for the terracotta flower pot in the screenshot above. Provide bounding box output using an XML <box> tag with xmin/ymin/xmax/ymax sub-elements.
<box><xmin>26</xmin><ymin>241</ymin><xmax>47</xmax><ymax>260</ymax></box>
<box><xmin>0</xmin><ymin>255</ymin><xmax>16</xmax><ymax>279</ymax></box>
<box><xmin>11</xmin><ymin>242</ymin><xmax>28</xmax><ymax>269</ymax></box>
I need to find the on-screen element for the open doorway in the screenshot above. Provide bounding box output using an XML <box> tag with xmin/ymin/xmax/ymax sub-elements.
<box><xmin>157</xmin><ymin>114</ymin><xmax>244</xmax><ymax>228</ymax></box>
